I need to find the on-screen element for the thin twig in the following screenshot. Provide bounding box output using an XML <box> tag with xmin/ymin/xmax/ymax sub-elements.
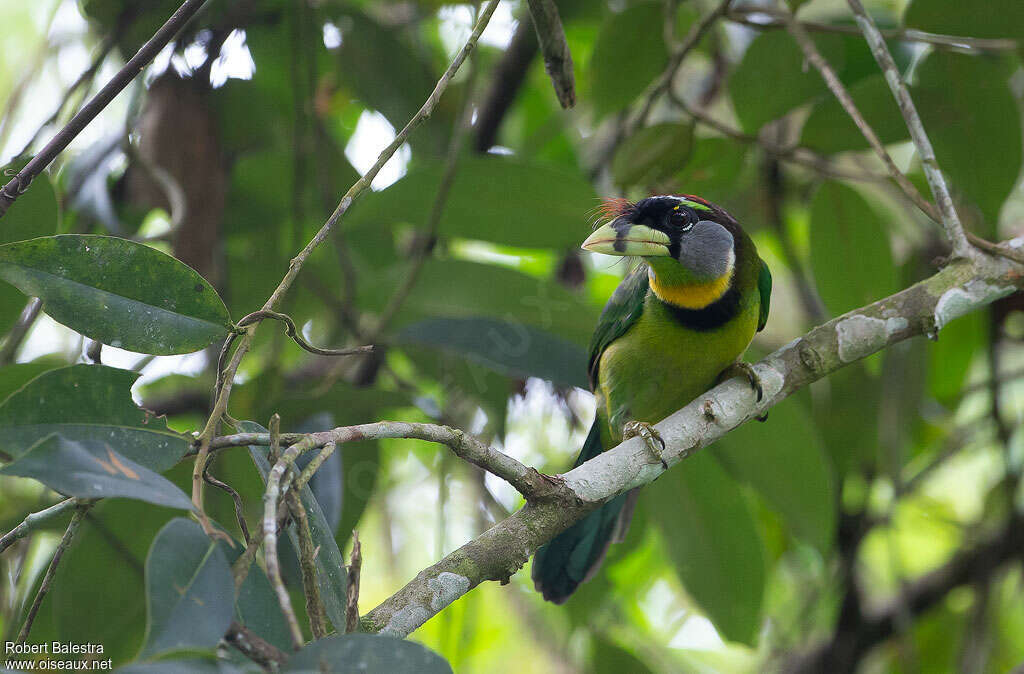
<box><xmin>16</xmin><ymin>503</ymin><xmax>91</xmax><ymax>642</ymax></box>
<box><xmin>225</xmin><ymin>621</ymin><xmax>288</xmax><ymax>668</ymax></box>
<box><xmin>231</xmin><ymin>498</ymin><xmax>289</xmax><ymax>590</ymax></box>
<box><xmin>845</xmin><ymin>0</ymin><xmax>974</xmax><ymax>260</ymax></box>
<box><xmin>727</xmin><ymin>6</ymin><xmax>1018</xmax><ymax>52</ymax></box>
<box><xmin>525</xmin><ymin>0</ymin><xmax>576</xmax><ymax>108</ymax></box>
<box><xmin>633</xmin><ymin>0</ymin><xmax>734</xmax><ymax>130</ymax></box>
<box><xmin>346</xmin><ymin>532</ymin><xmax>362</xmax><ymax>633</ymax></box>
<box><xmin>0</xmin><ymin>498</ymin><xmax>81</xmax><ymax>555</ymax></box>
<box><xmin>294</xmin><ymin>440</ymin><xmax>337</xmax><ymax>493</ymax></box>
<box><xmin>263</xmin><ymin>436</ymin><xmax>318</xmax><ymax>649</ymax></box>
<box><xmin>203</xmin><ymin>466</ymin><xmax>250</xmax><ymax>544</ymax></box>
<box><xmin>190</xmin><ymin>0</ymin><xmax>501</xmax><ymax>528</ymax></box>
<box><xmin>669</xmin><ymin>93</ymin><xmax>889</xmax><ymax>183</ymax></box>
<box><xmin>777</xmin><ymin>5</ymin><xmax>945</xmax><ymax>228</ymax></box>
<box><xmin>235</xmin><ymin>310</ymin><xmax>373</xmax><ymax>358</ymax></box>
<box><xmin>287</xmin><ymin>491</ymin><xmax>327</xmax><ymax>639</ymax></box>
<box><xmin>13</xmin><ymin>36</ymin><xmax>116</xmax><ymax>160</ymax></box>
<box><xmin>372</xmin><ymin>46</ymin><xmax>482</xmax><ymax>339</ymax></box>
<box><xmin>215</xmin><ymin>421</ymin><xmax>550</xmax><ymax>500</ymax></box>
<box><xmin>0</xmin><ymin>298</ymin><xmax>42</xmax><ymax>366</ymax></box>
<box><xmin>0</xmin><ymin>0</ymin><xmax>212</xmax><ymax>218</ymax></box>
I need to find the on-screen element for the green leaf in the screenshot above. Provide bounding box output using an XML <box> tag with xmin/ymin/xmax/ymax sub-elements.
<box><xmin>612</xmin><ymin>123</ymin><xmax>694</xmax><ymax>188</ymax></box>
<box><xmin>398</xmin><ymin>317</ymin><xmax>588</xmax><ymax>388</ymax></box>
<box><xmin>904</xmin><ymin>0</ymin><xmax>1024</xmax><ymax>40</ymax></box>
<box><xmin>647</xmin><ymin>452</ymin><xmax>765</xmax><ymax>645</ymax></box>
<box><xmin>241</xmin><ymin>420</ymin><xmax>349</xmax><ymax>632</ymax></box>
<box><xmin>914</xmin><ymin>51</ymin><xmax>1022</xmax><ymax>223</ymax></box>
<box><xmin>345</xmin><ymin>156</ymin><xmax>599</xmax><ymax>249</ymax></box>
<box><xmin>0</xmin><ymin>435</ymin><xmax>193</xmax><ymax>509</ymax></box>
<box><xmin>0</xmin><ymin>235</ymin><xmax>231</xmax><ymax>354</ymax></box>
<box><xmin>801</xmin><ymin>75</ymin><xmax>908</xmax><ymax>154</ymax></box>
<box><xmin>0</xmin><ymin>364</ymin><xmax>187</xmax><ymax>469</ymax></box>
<box><xmin>713</xmin><ymin>399</ymin><xmax>835</xmax><ymax>552</ymax></box>
<box><xmin>815</xmin><ymin>364</ymin><xmax>882</xmax><ymax>476</ymax></box>
<box><xmin>673</xmin><ymin>137</ymin><xmax>749</xmax><ymax>205</ymax></box>
<box><xmin>0</xmin><ymin>360</ymin><xmax>61</xmax><ymax>403</ymax></box>
<box><xmin>220</xmin><ymin>540</ymin><xmax>293</xmax><ymax>652</ymax></box>
<box><xmin>0</xmin><ymin>160</ymin><xmax>58</xmax><ymax>333</ymax></box>
<box><xmin>927</xmin><ymin>309</ymin><xmax>985</xmax><ymax>403</ymax></box>
<box><xmin>591</xmin><ymin>634</ymin><xmax>653</xmax><ymax>674</ymax></box>
<box><xmin>810</xmin><ymin>182</ymin><xmax>896</xmax><ymax>315</ymax></box>
<box><xmin>729</xmin><ymin>31</ymin><xmax>846</xmax><ymax>133</ymax></box>
<box><xmin>140</xmin><ymin>518</ymin><xmax>235</xmax><ymax>659</ymax></box>
<box><xmin>589</xmin><ymin>2</ymin><xmax>672</xmax><ymax>117</ymax></box>
<box><xmin>285</xmin><ymin>634</ymin><xmax>452</xmax><ymax>673</ymax></box>
<box><xmin>360</xmin><ymin>260</ymin><xmax>599</xmax><ymax>347</ymax></box>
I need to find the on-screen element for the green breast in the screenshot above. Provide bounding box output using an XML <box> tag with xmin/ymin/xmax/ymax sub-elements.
<box><xmin>596</xmin><ymin>287</ymin><xmax>760</xmax><ymax>441</ymax></box>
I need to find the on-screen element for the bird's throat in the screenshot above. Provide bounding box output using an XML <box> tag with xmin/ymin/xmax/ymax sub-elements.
<box><xmin>648</xmin><ymin>266</ymin><xmax>733</xmax><ymax>310</ymax></box>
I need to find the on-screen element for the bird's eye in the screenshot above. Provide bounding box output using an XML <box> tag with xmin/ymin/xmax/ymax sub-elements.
<box><xmin>670</xmin><ymin>210</ymin><xmax>694</xmax><ymax>232</ymax></box>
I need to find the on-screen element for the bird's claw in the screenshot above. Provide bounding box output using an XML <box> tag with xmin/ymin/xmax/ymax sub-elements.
<box><xmin>718</xmin><ymin>361</ymin><xmax>764</xmax><ymax>403</ymax></box>
<box><xmin>623</xmin><ymin>421</ymin><xmax>668</xmax><ymax>470</ymax></box>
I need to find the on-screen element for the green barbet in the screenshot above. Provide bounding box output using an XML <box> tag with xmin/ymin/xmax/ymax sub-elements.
<box><xmin>532</xmin><ymin>194</ymin><xmax>772</xmax><ymax>603</ymax></box>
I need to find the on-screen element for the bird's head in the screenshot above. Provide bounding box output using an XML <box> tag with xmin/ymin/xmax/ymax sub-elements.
<box><xmin>582</xmin><ymin>195</ymin><xmax>736</xmax><ymax>287</ymax></box>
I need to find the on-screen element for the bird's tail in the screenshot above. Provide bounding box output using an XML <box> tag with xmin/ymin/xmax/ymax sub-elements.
<box><xmin>532</xmin><ymin>421</ymin><xmax>632</xmax><ymax>603</ymax></box>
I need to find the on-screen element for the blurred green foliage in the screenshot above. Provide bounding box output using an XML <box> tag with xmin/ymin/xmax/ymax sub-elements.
<box><xmin>0</xmin><ymin>0</ymin><xmax>1022</xmax><ymax>671</ymax></box>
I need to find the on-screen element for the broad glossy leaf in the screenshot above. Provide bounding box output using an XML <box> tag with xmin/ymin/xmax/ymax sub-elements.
<box><xmin>810</xmin><ymin>182</ymin><xmax>896</xmax><ymax>315</ymax></box>
<box><xmin>0</xmin><ymin>235</ymin><xmax>230</xmax><ymax>354</ymax></box>
<box><xmin>612</xmin><ymin>123</ymin><xmax>693</xmax><ymax>188</ymax></box>
<box><xmin>0</xmin><ymin>360</ymin><xmax>61</xmax><ymax>403</ymax></box>
<box><xmin>730</xmin><ymin>31</ymin><xmax>846</xmax><ymax>132</ymax></box>
<box><xmin>0</xmin><ymin>436</ymin><xmax>193</xmax><ymax>510</ymax></box>
<box><xmin>648</xmin><ymin>452</ymin><xmax>765</xmax><ymax>645</ymax></box>
<box><xmin>0</xmin><ymin>160</ymin><xmax>58</xmax><ymax>333</ymax></box>
<box><xmin>360</xmin><ymin>260</ymin><xmax>599</xmax><ymax>347</ymax></box>
<box><xmin>345</xmin><ymin>156</ymin><xmax>599</xmax><ymax>249</ymax></box>
<box><xmin>140</xmin><ymin>518</ymin><xmax>235</xmax><ymax>659</ymax></box>
<box><xmin>713</xmin><ymin>399</ymin><xmax>835</xmax><ymax>552</ymax></box>
<box><xmin>801</xmin><ymin>75</ymin><xmax>908</xmax><ymax>154</ymax></box>
<box><xmin>398</xmin><ymin>317</ymin><xmax>588</xmax><ymax>388</ymax></box>
<box><xmin>904</xmin><ymin>0</ymin><xmax>1024</xmax><ymax>40</ymax></box>
<box><xmin>242</xmin><ymin>420</ymin><xmax>349</xmax><ymax>631</ymax></box>
<box><xmin>915</xmin><ymin>51</ymin><xmax>1021</xmax><ymax>223</ymax></box>
<box><xmin>0</xmin><ymin>364</ymin><xmax>187</xmax><ymax>470</ymax></box>
<box><xmin>285</xmin><ymin>634</ymin><xmax>452</xmax><ymax>673</ymax></box>
<box><xmin>27</xmin><ymin>500</ymin><xmax>174</xmax><ymax>662</ymax></box>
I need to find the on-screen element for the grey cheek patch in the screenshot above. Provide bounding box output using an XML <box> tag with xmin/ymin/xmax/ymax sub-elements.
<box><xmin>678</xmin><ymin>221</ymin><xmax>734</xmax><ymax>279</ymax></box>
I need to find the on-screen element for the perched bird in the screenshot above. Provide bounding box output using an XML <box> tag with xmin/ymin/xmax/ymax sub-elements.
<box><xmin>532</xmin><ymin>194</ymin><xmax>771</xmax><ymax>603</ymax></box>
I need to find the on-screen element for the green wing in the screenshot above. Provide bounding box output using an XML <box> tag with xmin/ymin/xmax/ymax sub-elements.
<box><xmin>587</xmin><ymin>264</ymin><xmax>649</xmax><ymax>388</ymax></box>
<box><xmin>757</xmin><ymin>261</ymin><xmax>772</xmax><ymax>332</ymax></box>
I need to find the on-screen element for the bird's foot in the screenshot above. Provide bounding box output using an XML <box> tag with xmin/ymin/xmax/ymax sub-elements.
<box><xmin>623</xmin><ymin>421</ymin><xmax>668</xmax><ymax>470</ymax></box>
<box><xmin>717</xmin><ymin>361</ymin><xmax>768</xmax><ymax>421</ymax></box>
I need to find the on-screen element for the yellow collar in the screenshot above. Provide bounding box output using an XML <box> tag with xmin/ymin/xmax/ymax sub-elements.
<box><xmin>649</xmin><ymin>269</ymin><xmax>733</xmax><ymax>309</ymax></box>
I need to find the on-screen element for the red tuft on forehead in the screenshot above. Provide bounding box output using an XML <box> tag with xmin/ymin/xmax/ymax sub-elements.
<box><xmin>680</xmin><ymin>194</ymin><xmax>711</xmax><ymax>207</ymax></box>
<box><xmin>597</xmin><ymin>197</ymin><xmax>634</xmax><ymax>219</ymax></box>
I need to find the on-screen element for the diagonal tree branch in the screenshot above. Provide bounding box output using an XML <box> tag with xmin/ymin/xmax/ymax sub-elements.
<box><xmin>358</xmin><ymin>252</ymin><xmax>1024</xmax><ymax>637</ymax></box>
<box><xmin>0</xmin><ymin>0</ymin><xmax>211</xmax><ymax>218</ymax></box>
